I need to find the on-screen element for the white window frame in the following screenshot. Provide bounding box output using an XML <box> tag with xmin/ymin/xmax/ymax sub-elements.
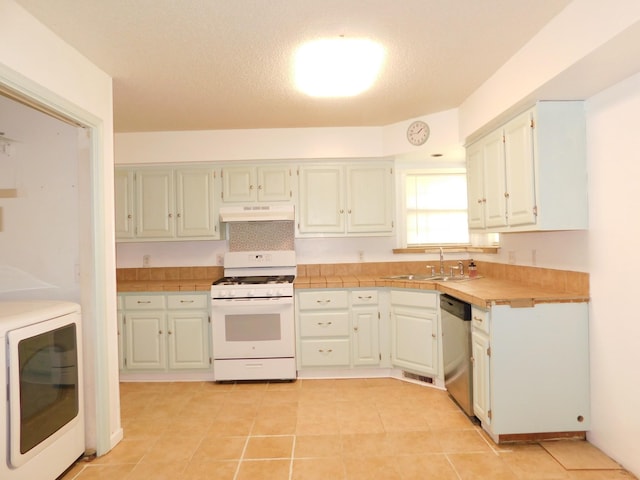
<box><xmin>397</xmin><ymin>167</ymin><xmax>470</xmax><ymax>248</ymax></box>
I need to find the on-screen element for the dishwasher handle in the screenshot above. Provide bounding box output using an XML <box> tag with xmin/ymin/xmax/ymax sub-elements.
<box><xmin>440</xmin><ymin>294</ymin><xmax>472</xmax><ymax>320</ymax></box>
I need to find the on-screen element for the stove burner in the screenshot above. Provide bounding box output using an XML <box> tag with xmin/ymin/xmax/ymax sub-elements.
<box><xmin>212</xmin><ymin>275</ymin><xmax>294</xmax><ymax>286</ymax></box>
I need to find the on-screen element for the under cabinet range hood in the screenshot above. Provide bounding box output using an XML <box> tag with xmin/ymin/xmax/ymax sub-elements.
<box><xmin>219</xmin><ymin>205</ymin><xmax>295</xmax><ymax>222</ymax></box>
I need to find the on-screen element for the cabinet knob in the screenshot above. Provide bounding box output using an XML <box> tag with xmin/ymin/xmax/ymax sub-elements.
<box><xmin>504</xmin><ymin>192</ymin><xmax>510</xmax><ymax>198</ymax></box>
<box><xmin>432</xmin><ymin>333</ymin><xmax>436</xmax><ymax>338</ymax></box>
<box><xmin>158</xmin><ymin>330</ymin><xmax>163</xmax><ymax>335</ymax></box>
<box><xmin>177</xmin><ymin>213</ymin><xmax>181</xmax><ymax>218</ymax></box>
<box><xmin>339</xmin><ymin>209</ymin><xmax>344</xmax><ymax>214</ymax></box>
<box><xmin>258</xmin><ymin>185</ymin><xmax>263</xmax><ymax>190</ymax></box>
<box><xmin>348</xmin><ymin>209</ymin><xmax>352</xmax><ymax>214</ymax></box>
<box><xmin>473</xmin><ymin>316</ymin><xmax>483</xmax><ymax>322</ymax></box>
<box><xmin>168</xmin><ymin>213</ymin><xmax>173</xmax><ymax>218</ymax></box>
<box><xmin>168</xmin><ymin>330</ymin><xmax>173</xmax><ymax>335</ymax></box>
<box><xmin>250</xmin><ymin>184</ymin><xmax>255</xmax><ymax>190</ymax></box>
<box><xmin>354</xmin><ymin>326</ymin><xmax>359</xmax><ymax>332</ymax></box>
<box><xmin>127</xmin><ymin>214</ymin><xmax>132</xmax><ymax>219</ymax></box>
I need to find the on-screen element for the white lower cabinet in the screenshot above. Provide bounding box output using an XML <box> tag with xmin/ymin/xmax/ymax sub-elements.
<box><xmin>471</xmin><ymin>307</ymin><xmax>491</xmax><ymax>425</ymax></box>
<box><xmin>119</xmin><ymin>292</ymin><xmax>211</xmax><ymax>374</ymax></box>
<box><xmin>296</xmin><ymin>289</ymin><xmax>380</xmax><ymax>369</ymax></box>
<box><xmin>351</xmin><ymin>291</ymin><xmax>380</xmax><ymax>366</ymax></box>
<box><xmin>390</xmin><ymin>289</ymin><xmax>439</xmax><ymax>379</ymax></box>
<box><xmin>471</xmin><ymin>302</ymin><xmax>590</xmax><ymax>442</ymax></box>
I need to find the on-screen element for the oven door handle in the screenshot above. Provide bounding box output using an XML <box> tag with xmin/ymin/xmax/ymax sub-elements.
<box><xmin>211</xmin><ymin>296</ymin><xmax>292</xmax><ymax>306</ymax></box>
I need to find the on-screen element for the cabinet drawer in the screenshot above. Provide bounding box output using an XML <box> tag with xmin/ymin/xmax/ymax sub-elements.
<box><xmin>124</xmin><ymin>295</ymin><xmax>166</xmax><ymax>310</ymax></box>
<box><xmin>351</xmin><ymin>290</ymin><xmax>378</xmax><ymax>306</ymax></box>
<box><xmin>471</xmin><ymin>306</ymin><xmax>490</xmax><ymax>334</ymax></box>
<box><xmin>390</xmin><ymin>290</ymin><xmax>437</xmax><ymax>309</ymax></box>
<box><xmin>300</xmin><ymin>339</ymin><xmax>350</xmax><ymax>366</ymax></box>
<box><xmin>297</xmin><ymin>290</ymin><xmax>349</xmax><ymax>310</ymax></box>
<box><xmin>167</xmin><ymin>294</ymin><xmax>208</xmax><ymax>309</ymax></box>
<box><xmin>299</xmin><ymin>312</ymin><xmax>349</xmax><ymax>337</ymax></box>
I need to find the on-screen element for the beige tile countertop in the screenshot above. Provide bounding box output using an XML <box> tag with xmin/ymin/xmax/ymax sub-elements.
<box><xmin>116</xmin><ymin>261</ymin><xmax>589</xmax><ymax>309</ymax></box>
<box><xmin>294</xmin><ymin>275</ymin><xmax>588</xmax><ymax>309</ymax></box>
<box><xmin>293</xmin><ymin>260</ymin><xmax>589</xmax><ymax>309</ymax></box>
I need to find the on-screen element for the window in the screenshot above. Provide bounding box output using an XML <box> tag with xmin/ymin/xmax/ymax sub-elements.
<box><xmin>404</xmin><ymin>171</ymin><xmax>469</xmax><ymax>245</ymax></box>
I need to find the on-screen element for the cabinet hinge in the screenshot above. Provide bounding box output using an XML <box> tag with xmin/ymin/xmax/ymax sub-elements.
<box><xmin>208</xmin><ymin>315</ymin><xmax>211</xmax><ymax>323</ymax></box>
<box><xmin>487</xmin><ymin>346</ymin><xmax>492</xmax><ymax>357</ymax></box>
<box><xmin>209</xmin><ymin>357</ymin><xmax>212</xmax><ymax>365</ymax></box>
<box><xmin>378</xmin><ymin>312</ymin><xmax>381</xmax><ymax>319</ymax></box>
<box><xmin>530</xmin><ymin>119</ymin><xmax>535</xmax><ymax>129</ymax></box>
<box><xmin>502</xmin><ymin>134</ymin><xmax>505</xmax><ymax>143</ymax></box>
<box><xmin>379</xmin><ymin>353</ymin><xmax>382</xmax><ymax>361</ymax></box>
<box><xmin>124</xmin><ymin>358</ymin><xmax>127</xmax><ymax>367</ymax></box>
<box><xmin>488</xmin><ymin>409</ymin><xmax>493</xmax><ymax>420</ymax></box>
<box><xmin>533</xmin><ymin>205</ymin><xmax>538</xmax><ymax>216</ymax></box>
<box><xmin>289</xmin><ymin>190</ymin><xmax>292</xmax><ymax>198</ymax></box>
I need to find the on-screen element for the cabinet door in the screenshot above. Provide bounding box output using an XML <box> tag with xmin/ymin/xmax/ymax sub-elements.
<box><xmin>391</xmin><ymin>307</ymin><xmax>438</xmax><ymax>376</ymax></box>
<box><xmin>346</xmin><ymin>165</ymin><xmax>393</xmax><ymax>233</ymax></box>
<box><xmin>222</xmin><ymin>166</ymin><xmax>256</xmax><ymax>202</ymax></box>
<box><xmin>135</xmin><ymin>169</ymin><xmax>175</xmax><ymax>238</ymax></box>
<box><xmin>257</xmin><ymin>166</ymin><xmax>291</xmax><ymax>202</ymax></box>
<box><xmin>483</xmin><ymin>130</ymin><xmax>508</xmax><ymax>229</ymax></box>
<box><xmin>298</xmin><ymin>165</ymin><xmax>344</xmax><ymax>233</ymax></box>
<box><xmin>472</xmin><ymin>330</ymin><xmax>491</xmax><ymax>424</ymax></box>
<box><xmin>176</xmin><ymin>168</ymin><xmax>218</xmax><ymax>238</ymax></box>
<box><xmin>114</xmin><ymin>169</ymin><xmax>135</xmax><ymax>239</ymax></box>
<box><xmin>117</xmin><ymin>311</ymin><xmax>125</xmax><ymax>370</ymax></box>
<box><xmin>351</xmin><ymin>306</ymin><xmax>380</xmax><ymax>366</ymax></box>
<box><xmin>167</xmin><ymin>311</ymin><xmax>210</xmax><ymax>370</ymax></box>
<box><xmin>504</xmin><ymin>109</ymin><xmax>537</xmax><ymax>227</ymax></box>
<box><xmin>125</xmin><ymin>311</ymin><xmax>166</xmax><ymax>370</ymax></box>
<box><xmin>466</xmin><ymin>141</ymin><xmax>486</xmax><ymax>230</ymax></box>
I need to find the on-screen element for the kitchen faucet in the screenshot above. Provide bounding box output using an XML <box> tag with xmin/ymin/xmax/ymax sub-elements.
<box><xmin>439</xmin><ymin>247</ymin><xmax>445</xmax><ymax>275</ymax></box>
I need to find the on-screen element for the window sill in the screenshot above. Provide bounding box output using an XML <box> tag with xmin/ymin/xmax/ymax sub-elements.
<box><xmin>393</xmin><ymin>245</ymin><xmax>500</xmax><ymax>254</ymax></box>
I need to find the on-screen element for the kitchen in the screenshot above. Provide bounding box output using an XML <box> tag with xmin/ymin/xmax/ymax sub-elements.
<box><xmin>1</xmin><ymin>0</ymin><xmax>640</xmax><ymax>479</ymax></box>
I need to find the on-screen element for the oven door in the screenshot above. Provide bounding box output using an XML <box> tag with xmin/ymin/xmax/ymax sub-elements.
<box><xmin>211</xmin><ymin>296</ymin><xmax>294</xmax><ymax>359</ymax></box>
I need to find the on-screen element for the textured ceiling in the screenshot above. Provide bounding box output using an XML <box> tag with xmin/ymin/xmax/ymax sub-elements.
<box><xmin>15</xmin><ymin>0</ymin><xmax>572</xmax><ymax>133</ymax></box>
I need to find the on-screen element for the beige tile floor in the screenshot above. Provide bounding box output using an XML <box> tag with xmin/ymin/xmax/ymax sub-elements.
<box><xmin>60</xmin><ymin>378</ymin><xmax>637</xmax><ymax>480</ymax></box>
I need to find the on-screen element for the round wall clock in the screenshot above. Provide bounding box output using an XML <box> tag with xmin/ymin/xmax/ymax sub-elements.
<box><xmin>406</xmin><ymin>120</ymin><xmax>430</xmax><ymax>146</ymax></box>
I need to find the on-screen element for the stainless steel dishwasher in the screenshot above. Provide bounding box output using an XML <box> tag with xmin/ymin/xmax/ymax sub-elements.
<box><xmin>440</xmin><ymin>294</ymin><xmax>474</xmax><ymax>417</ymax></box>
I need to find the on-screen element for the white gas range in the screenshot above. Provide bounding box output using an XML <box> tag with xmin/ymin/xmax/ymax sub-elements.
<box><xmin>211</xmin><ymin>250</ymin><xmax>296</xmax><ymax>381</ymax></box>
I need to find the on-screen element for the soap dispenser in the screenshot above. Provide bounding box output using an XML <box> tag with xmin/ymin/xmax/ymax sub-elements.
<box><xmin>468</xmin><ymin>259</ymin><xmax>477</xmax><ymax>278</ymax></box>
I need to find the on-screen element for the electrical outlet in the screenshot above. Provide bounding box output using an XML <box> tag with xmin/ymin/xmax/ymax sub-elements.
<box><xmin>358</xmin><ymin>251</ymin><xmax>364</xmax><ymax>262</ymax></box>
<box><xmin>508</xmin><ymin>251</ymin><xmax>516</xmax><ymax>264</ymax></box>
<box><xmin>143</xmin><ymin>254</ymin><xmax>151</xmax><ymax>267</ymax></box>
<box><xmin>531</xmin><ymin>249</ymin><xmax>537</xmax><ymax>266</ymax></box>
<box><xmin>216</xmin><ymin>253</ymin><xmax>224</xmax><ymax>266</ymax></box>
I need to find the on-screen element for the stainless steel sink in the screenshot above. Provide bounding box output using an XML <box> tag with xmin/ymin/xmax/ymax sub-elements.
<box><xmin>384</xmin><ymin>274</ymin><xmax>435</xmax><ymax>280</ymax></box>
<box><xmin>384</xmin><ymin>274</ymin><xmax>481</xmax><ymax>282</ymax></box>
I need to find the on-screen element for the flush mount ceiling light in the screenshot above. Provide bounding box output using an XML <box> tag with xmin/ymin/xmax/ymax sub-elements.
<box><xmin>294</xmin><ymin>37</ymin><xmax>385</xmax><ymax>97</ymax></box>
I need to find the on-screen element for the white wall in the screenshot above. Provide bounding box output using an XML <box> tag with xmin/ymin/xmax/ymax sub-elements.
<box><xmin>583</xmin><ymin>72</ymin><xmax>640</xmax><ymax>476</ymax></box>
<box><xmin>0</xmin><ymin>0</ymin><xmax>120</xmax><ymax>456</ymax></box>
<box><xmin>0</xmin><ymin>96</ymin><xmax>80</xmax><ymax>299</ymax></box>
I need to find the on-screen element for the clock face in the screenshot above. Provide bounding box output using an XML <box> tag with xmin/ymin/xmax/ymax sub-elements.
<box><xmin>407</xmin><ymin>120</ymin><xmax>430</xmax><ymax>146</ymax></box>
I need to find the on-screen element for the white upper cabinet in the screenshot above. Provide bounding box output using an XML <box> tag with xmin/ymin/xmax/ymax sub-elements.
<box><xmin>466</xmin><ymin>101</ymin><xmax>587</xmax><ymax>232</ymax></box>
<box><xmin>114</xmin><ymin>169</ymin><xmax>135</xmax><ymax>239</ymax></box>
<box><xmin>297</xmin><ymin>162</ymin><xmax>394</xmax><ymax>236</ymax></box>
<box><xmin>175</xmin><ymin>168</ymin><xmax>218</xmax><ymax>238</ymax></box>
<box><xmin>115</xmin><ymin>165</ymin><xmax>221</xmax><ymax>241</ymax></box>
<box><xmin>221</xmin><ymin>165</ymin><xmax>292</xmax><ymax>203</ymax></box>
<box><xmin>136</xmin><ymin>168</ymin><xmax>175</xmax><ymax>238</ymax></box>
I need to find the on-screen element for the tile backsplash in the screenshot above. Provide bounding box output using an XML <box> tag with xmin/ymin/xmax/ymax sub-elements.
<box><xmin>229</xmin><ymin>221</ymin><xmax>295</xmax><ymax>251</ymax></box>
